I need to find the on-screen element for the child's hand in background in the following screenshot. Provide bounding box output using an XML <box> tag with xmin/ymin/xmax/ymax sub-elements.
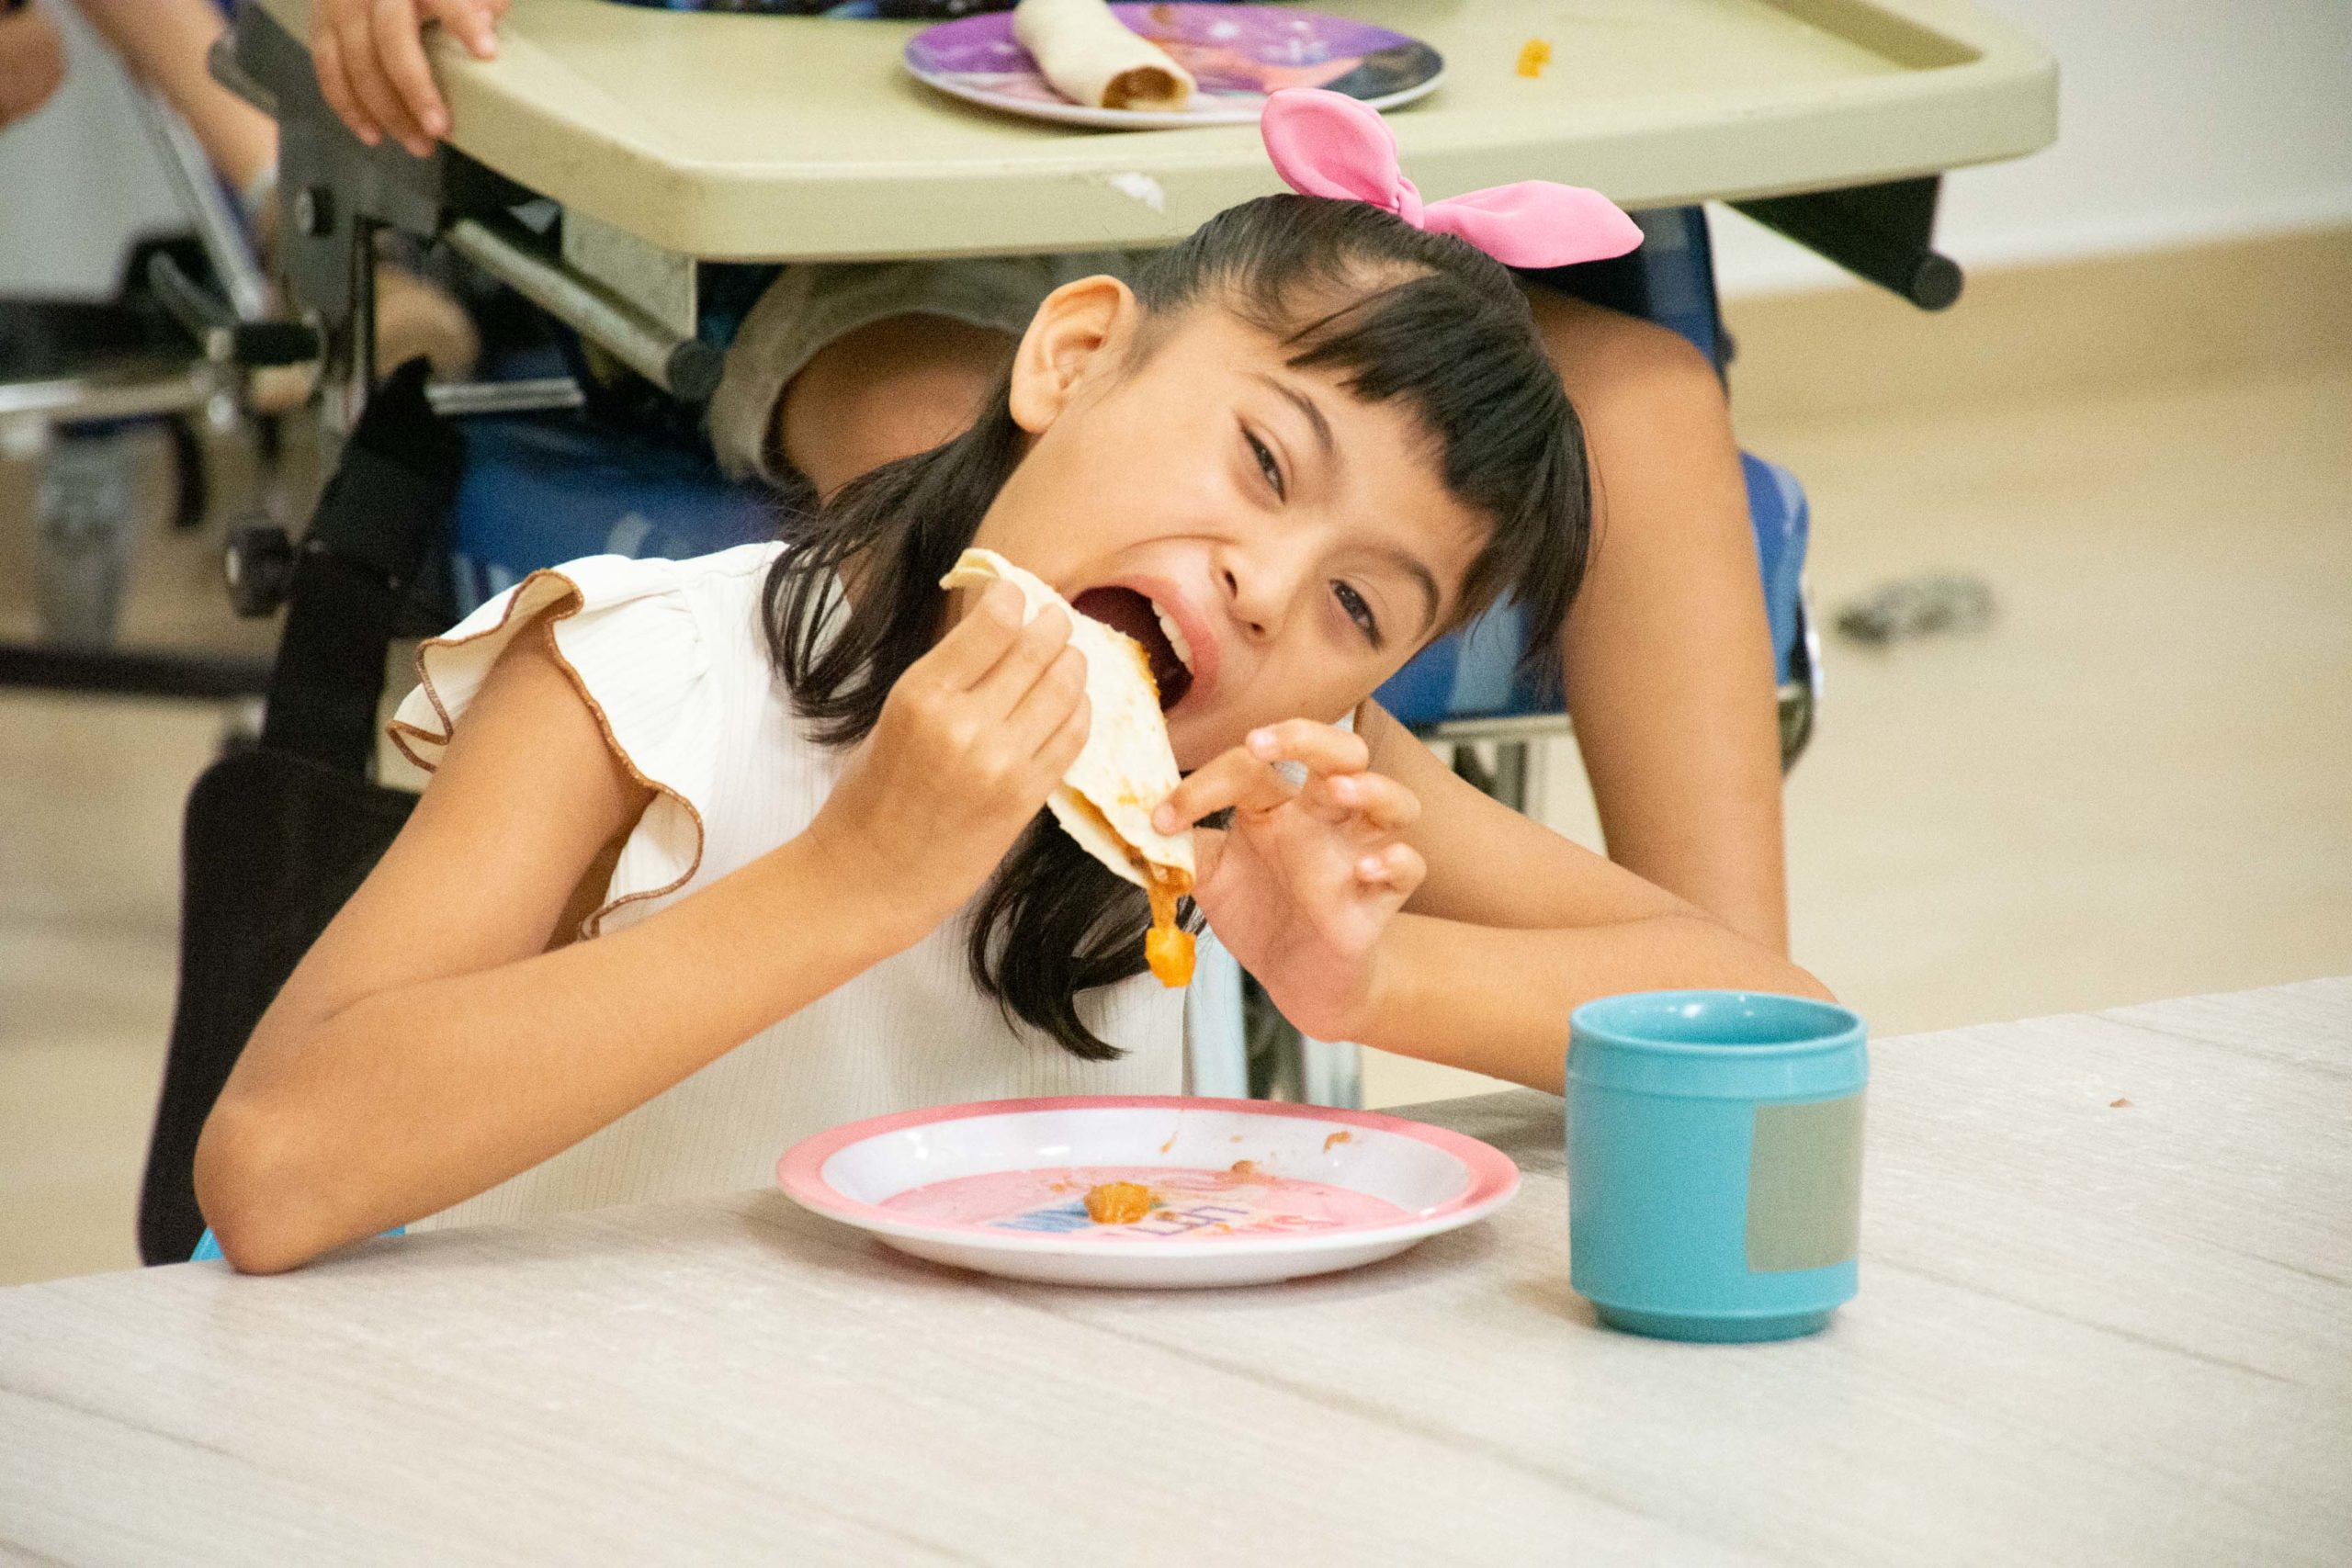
<box><xmin>804</xmin><ymin>581</ymin><xmax>1091</xmax><ymax>948</ymax></box>
<box><xmin>0</xmin><ymin>2</ymin><xmax>67</xmax><ymax>132</ymax></box>
<box><xmin>312</xmin><ymin>0</ymin><xmax>507</xmax><ymax>157</ymax></box>
<box><xmin>1155</xmin><ymin>719</ymin><xmax>1423</xmax><ymax>1043</ymax></box>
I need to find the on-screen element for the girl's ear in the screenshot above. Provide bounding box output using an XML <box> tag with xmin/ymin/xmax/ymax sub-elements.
<box><xmin>1008</xmin><ymin>275</ymin><xmax>1137</xmax><ymax>436</ymax></box>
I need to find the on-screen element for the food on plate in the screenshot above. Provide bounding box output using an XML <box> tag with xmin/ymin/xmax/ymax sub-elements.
<box><xmin>1083</xmin><ymin>1181</ymin><xmax>1161</xmax><ymax>1224</ymax></box>
<box><xmin>1515</xmin><ymin>39</ymin><xmax>1552</xmax><ymax>79</ymax></box>
<box><xmin>1324</xmin><ymin>1130</ymin><xmax>1353</xmax><ymax>1152</ymax></box>
<box><xmin>1014</xmin><ymin>0</ymin><xmax>1196</xmax><ymax>113</ymax></box>
<box><xmin>939</xmin><ymin>548</ymin><xmax>1198</xmax><ymax>987</ymax></box>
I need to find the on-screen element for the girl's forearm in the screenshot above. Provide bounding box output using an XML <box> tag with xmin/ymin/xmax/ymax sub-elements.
<box><xmin>196</xmin><ymin>831</ymin><xmax>922</xmax><ymax>1271</ymax></box>
<box><xmin>1356</xmin><ymin>912</ymin><xmax>1834</xmax><ymax>1094</ymax></box>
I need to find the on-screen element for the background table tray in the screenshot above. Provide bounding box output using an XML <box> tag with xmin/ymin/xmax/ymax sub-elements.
<box><xmin>258</xmin><ymin>0</ymin><xmax>2054</xmax><ymax>263</ymax></box>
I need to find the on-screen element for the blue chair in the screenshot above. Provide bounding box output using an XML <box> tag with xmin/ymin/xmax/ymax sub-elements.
<box><xmin>446</xmin><ymin>412</ymin><xmax>774</xmax><ymax>614</ymax></box>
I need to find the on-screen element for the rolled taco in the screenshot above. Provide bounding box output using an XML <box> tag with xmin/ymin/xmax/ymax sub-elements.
<box><xmin>940</xmin><ymin>548</ymin><xmax>1197</xmax><ymax>987</ymax></box>
<box><xmin>1013</xmin><ymin>0</ymin><xmax>1195</xmax><ymax>114</ymax></box>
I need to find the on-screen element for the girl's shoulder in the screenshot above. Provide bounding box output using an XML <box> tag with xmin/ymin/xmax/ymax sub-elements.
<box><xmin>389</xmin><ymin>541</ymin><xmax>786</xmax><ymax>779</ymax></box>
<box><xmin>526</xmin><ymin>539</ymin><xmax>786</xmax><ymax>625</ymax></box>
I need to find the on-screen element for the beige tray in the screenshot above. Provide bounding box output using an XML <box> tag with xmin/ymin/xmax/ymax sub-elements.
<box><xmin>260</xmin><ymin>0</ymin><xmax>2054</xmax><ymax>262</ymax></box>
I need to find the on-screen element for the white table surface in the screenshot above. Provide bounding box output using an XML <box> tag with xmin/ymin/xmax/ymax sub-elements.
<box><xmin>255</xmin><ymin>0</ymin><xmax>2056</xmax><ymax>261</ymax></box>
<box><xmin>5</xmin><ymin>979</ymin><xmax>2348</xmax><ymax>1563</ymax></box>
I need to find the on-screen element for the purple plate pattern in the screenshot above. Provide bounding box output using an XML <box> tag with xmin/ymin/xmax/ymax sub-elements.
<box><xmin>905</xmin><ymin>4</ymin><xmax>1443</xmax><ymax>128</ymax></box>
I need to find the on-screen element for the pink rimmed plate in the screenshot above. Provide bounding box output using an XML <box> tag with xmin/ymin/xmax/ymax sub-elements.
<box><xmin>778</xmin><ymin>1095</ymin><xmax>1519</xmax><ymax>1288</ymax></box>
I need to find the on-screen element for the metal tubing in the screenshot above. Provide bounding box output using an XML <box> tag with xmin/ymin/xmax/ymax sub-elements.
<box><xmin>319</xmin><ymin>218</ymin><xmax>379</xmax><ymax>443</ymax></box>
<box><xmin>146</xmin><ymin>254</ymin><xmax>236</xmax><ymax>361</ymax></box>
<box><xmin>133</xmin><ymin>89</ymin><xmax>272</xmax><ymax>322</ymax></box>
<box><xmin>1424</xmin><ymin>712</ymin><xmax>1575</xmax><ymax>744</ymax></box>
<box><xmin>206</xmin><ymin>32</ymin><xmax>277</xmax><ymax>120</ymax></box>
<box><xmin>0</xmin><ymin>363</ymin><xmax>229</xmax><ymax>424</ymax></box>
<box><xmin>444</xmin><ymin>217</ymin><xmax>721</xmax><ymax>401</ymax></box>
<box><xmin>425</xmin><ymin>378</ymin><xmax>588</xmax><ymax>418</ymax></box>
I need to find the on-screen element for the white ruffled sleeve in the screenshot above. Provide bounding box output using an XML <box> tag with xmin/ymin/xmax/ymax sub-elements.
<box><xmin>388</xmin><ymin>554</ymin><xmax>722</xmax><ymax>935</ymax></box>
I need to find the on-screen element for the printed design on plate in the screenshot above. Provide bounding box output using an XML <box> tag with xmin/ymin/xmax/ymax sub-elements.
<box><xmin>881</xmin><ymin>1162</ymin><xmax>1406</xmax><ymax>1240</ymax></box>
<box><xmin>908</xmin><ymin>6</ymin><xmax>1441</xmax><ymax>111</ymax></box>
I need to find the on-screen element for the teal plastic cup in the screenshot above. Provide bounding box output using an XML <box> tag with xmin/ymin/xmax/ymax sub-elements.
<box><xmin>1566</xmin><ymin>991</ymin><xmax>1868</xmax><ymax>1343</ymax></box>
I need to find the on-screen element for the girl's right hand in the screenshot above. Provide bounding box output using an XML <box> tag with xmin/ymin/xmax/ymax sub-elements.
<box><xmin>803</xmin><ymin>580</ymin><xmax>1091</xmax><ymax>945</ymax></box>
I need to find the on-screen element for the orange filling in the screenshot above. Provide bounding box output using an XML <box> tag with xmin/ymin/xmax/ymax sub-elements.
<box><xmin>1515</xmin><ymin>39</ymin><xmax>1552</xmax><ymax>78</ymax></box>
<box><xmin>1144</xmin><ymin>870</ymin><xmax>1195</xmax><ymax>987</ymax></box>
<box><xmin>1059</xmin><ymin>788</ymin><xmax>1194</xmax><ymax>987</ymax></box>
<box><xmin>1102</xmin><ymin>64</ymin><xmax>1186</xmax><ymax>112</ymax></box>
<box><xmin>1083</xmin><ymin>1181</ymin><xmax>1160</xmax><ymax>1225</ymax></box>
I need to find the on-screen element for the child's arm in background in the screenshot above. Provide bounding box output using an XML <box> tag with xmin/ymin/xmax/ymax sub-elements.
<box><xmin>307</xmin><ymin>0</ymin><xmax>505</xmax><ymax>158</ymax></box>
<box><xmin>0</xmin><ymin>2</ymin><xmax>66</xmax><ymax>131</ymax></box>
<box><xmin>1358</xmin><ymin>700</ymin><xmax>1827</xmax><ymax>1089</ymax></box>
<box><xmin>1531</xmin><ymin>296</ymin><xmax>1791</xmax><ymax>954</ymax></box>
<box><xmin>1159</xmin><ymin>708</ymin><xmax>1826</xmax><ymax>1098</ymax></box>
<box><xmin>197</xmin><ymin>584</ymin><xmax>1087</xmax><ymax>1273</ymax></box>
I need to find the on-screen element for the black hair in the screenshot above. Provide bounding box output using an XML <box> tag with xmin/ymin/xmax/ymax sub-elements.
<box><xmin>763</xmin><ymin>194</ymin><xmax>1592</xmax><ymax>1059</ymax></box>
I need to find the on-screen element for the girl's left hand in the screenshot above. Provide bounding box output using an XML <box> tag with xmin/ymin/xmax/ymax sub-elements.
<box><xmin>1153</xmin><ymin>719</ymin><xmax>1424</xmax><ymax>1042</ymax></box>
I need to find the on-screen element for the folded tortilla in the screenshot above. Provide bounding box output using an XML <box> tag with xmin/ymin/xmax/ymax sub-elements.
<box><xmin>1013</xmin><ymin>0</ymin><xmax>1195</xmax><ymax>114</ymax></box>
<box><xmin>940</xmin><ymin>549</ymin><xmax>1197</xmax><ymax>985</ymax></box>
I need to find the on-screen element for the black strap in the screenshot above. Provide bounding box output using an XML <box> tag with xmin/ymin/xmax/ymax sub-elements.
<box><xmin>261</xmin><ymin>357</ymin><xmax>465</xmax><ymax>773</ymax></box>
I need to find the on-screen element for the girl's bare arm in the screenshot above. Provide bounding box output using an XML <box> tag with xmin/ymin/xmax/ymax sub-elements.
<box><xmin>1358</xmin><ymin>701</ymin><xmax>1828</xmax><ymax>1092</ymax></box>
<box><xmin>194</xmin><ymin>621</ymin><xmax>923</xmax><ymax>1273</ymax></box>
<box><xmin>202</xmin><ymin>578</ymin><xmax>1084</xmax><ymax>1274</ymax></box>
<box><xmin>1532</xmin><ymin>295</ymin><xmax>1791</xmax><ymax>953</ymax></box>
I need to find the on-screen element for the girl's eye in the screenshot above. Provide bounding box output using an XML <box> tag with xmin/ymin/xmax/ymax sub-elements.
<box><xmin>1245</xmin><ymin>429</ymin><xmax>1285</xmax><ymax>501</ymax></box>
<box><xmin>1334</xmin><ymin>581</ymin><xmax>1382</xmax><ymax>647</ymax></box>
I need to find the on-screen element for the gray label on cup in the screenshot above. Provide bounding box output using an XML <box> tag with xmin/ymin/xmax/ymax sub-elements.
<box><xmin>1746</xmin><ymin>1093</ymin><xmax>1864</xmax><ymax>1273</ymax></box>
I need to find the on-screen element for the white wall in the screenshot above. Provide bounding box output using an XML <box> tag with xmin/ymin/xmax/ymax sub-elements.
<box><xmin>1714</xmin><ymin>0</ymin><xmax>2352</xmax><ymax>296</ymax></box>
<box><xmin>0</xmin><ymin>4</ymin><xmax>185</xmax><ymax>299</ymax></box>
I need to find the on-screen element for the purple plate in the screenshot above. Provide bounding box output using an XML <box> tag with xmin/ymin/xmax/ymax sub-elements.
<box><xmin>905</xmin><ymin>4</ymin><xmax>1443</xmax><ymax>130</ymax></box>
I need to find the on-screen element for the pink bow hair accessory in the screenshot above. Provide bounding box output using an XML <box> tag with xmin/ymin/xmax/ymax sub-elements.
<box><xmin>1261</xmin><ymin>89</ymin><xmax>1644</xmax><ymax>270</ymax></box>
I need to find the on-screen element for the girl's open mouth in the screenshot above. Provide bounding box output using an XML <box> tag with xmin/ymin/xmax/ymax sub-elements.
<box><xmin>1071</xmin><ymin>587</ymin><xmax>1195</xmax><ymax>711</ymax></box>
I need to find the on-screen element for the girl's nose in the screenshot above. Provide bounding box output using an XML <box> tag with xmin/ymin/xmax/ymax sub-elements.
<box><xmin>1217</xmin><ymin>543</ymin><xmax>1315</xmax><ymax>643</ymax></box>
<box><xmin>1218</xmin><ymin>565</ymin><xmax>1268</xmax><ymax>640</ymax></box>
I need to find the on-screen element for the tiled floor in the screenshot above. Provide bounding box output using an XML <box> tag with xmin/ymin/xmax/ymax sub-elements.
<box><xmin>6</xmin><ymin>343</ymin><xmax>2348</xmax><ymax>1286</ymax></box>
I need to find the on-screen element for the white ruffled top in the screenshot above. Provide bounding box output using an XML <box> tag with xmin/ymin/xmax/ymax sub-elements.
<box><xmin>388</xmin><ymin>542</ymin><xmax>1185</xmax><ymax>1231</ymax></box>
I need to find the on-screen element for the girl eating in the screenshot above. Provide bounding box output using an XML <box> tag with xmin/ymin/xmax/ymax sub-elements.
<box><xmin>195</xmin><ymin>92</ymin><xmax>1829</xmax><ymax>1273</ymax></box>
